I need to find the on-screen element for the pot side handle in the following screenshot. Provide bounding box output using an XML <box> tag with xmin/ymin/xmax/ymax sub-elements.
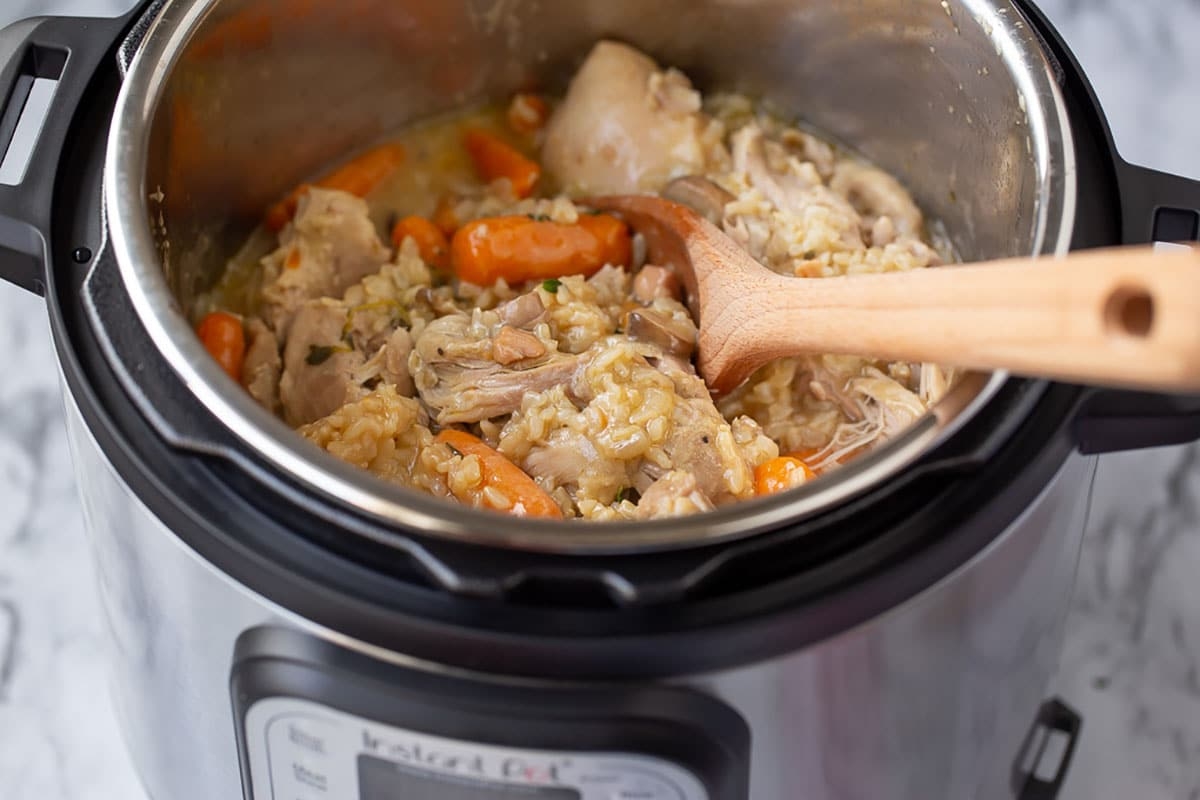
<box><xmin>1074</xmin><ymin>160</ymin><xmax>1200</xmax><ymax>455</ymax></box>
<box><xmin>0</xmin><ymin>11</ymin><xmax>139</xmax><ymax>295</ymax></box>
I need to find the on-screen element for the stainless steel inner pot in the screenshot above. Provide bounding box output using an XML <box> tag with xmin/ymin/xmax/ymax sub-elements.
<box><xmin>105</xmin><ymin>0</ymin><xmax>1075</xmax><ymax>550</ymax></box>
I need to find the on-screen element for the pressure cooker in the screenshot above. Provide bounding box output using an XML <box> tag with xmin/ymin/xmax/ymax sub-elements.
<box><xmin>2</xmin><ymin>1</ymin><xmax>1200</xmax><ymax>798</ymax></box>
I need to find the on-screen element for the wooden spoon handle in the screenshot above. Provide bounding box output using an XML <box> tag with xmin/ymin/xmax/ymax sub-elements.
<box><xmin>712</xmin><ymin>245</ymin><xmax>1200</xmax><ymax>392</ymax></box>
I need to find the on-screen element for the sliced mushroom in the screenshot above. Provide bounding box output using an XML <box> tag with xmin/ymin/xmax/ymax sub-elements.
<box><xmin>662</xmin><ymin>176</ymin><xmax>735</xmax><ymax>225</ymax></box>
<box><xmin>625</xmin><ymin>307</ymin><xmax>696</xmax><ymax>359</ymax></box>
<box><xmin>497</xmin><ymin>291</ymin><xmax>547</xmax><ymax>329</ymax></box>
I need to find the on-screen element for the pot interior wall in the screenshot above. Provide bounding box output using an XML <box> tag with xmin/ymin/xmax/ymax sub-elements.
<box><xmin>146</xmin><ymin>0</ymin><xmax>1057</xmax><ymax>309</ymax></box>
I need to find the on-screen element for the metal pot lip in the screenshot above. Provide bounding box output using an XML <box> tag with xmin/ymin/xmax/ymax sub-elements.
<box><xmin>103</xmin><ymin>0</ymin><xmax>1078</xmax><ymax>555</ymax></box>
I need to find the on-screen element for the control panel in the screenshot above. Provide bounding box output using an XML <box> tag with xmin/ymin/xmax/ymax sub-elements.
<box><xmin>230</xmin><ymin>627</ymin><xmax>751</xmax><ymax>800</ymax></box>
<box><xmin>244</xmin><ymin>696</ymin><xmax>709</xmax><ymax>799</ymax></box>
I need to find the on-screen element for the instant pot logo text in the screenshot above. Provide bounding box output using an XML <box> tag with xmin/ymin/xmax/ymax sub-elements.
<box><xmin>361</xmin><ymin>730</ymin><xmax>569</xmax><ymax>784</ymax></box>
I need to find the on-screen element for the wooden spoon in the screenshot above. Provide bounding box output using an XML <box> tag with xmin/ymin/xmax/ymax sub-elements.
<box><xmin>588</xmin><ymin>189</ymin><xmax>1200</xmax><ymax>396</ymax></box>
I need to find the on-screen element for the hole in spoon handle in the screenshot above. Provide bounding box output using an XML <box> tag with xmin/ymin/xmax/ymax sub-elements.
<box><xmin>1103</xmin><ymin>285</ymin><xmax>1155</xmax><ymax>338</ymax></box>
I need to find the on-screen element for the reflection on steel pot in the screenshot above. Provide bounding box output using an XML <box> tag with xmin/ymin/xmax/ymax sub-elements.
<box><xmin>1</xmin><ymin>1</ymin><xmax>1199</xmax><ymax>799</ymax></box>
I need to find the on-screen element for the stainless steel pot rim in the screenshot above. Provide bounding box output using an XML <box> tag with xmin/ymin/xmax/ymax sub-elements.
<box><xmin>104</xmin><ymin>0</ymin><xmax>1077</xmax><ymax>554</ymax></box>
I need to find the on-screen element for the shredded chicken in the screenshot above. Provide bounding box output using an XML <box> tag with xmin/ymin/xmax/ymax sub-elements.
<box><xmin>411</xmin><ymin>311</ymin><xmax>585</xmax><ymax>425</ymax></box>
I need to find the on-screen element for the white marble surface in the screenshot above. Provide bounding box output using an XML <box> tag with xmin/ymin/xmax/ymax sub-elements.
<box><xmin>1</xmin><ymin>0</ymin><xmax>1198</xmax><ymax>798</ymax></box>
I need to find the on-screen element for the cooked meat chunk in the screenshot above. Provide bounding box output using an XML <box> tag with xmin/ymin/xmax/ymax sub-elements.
<box><xmin>638</xmin><ymin>393</ymin><xmax>770</xmax><ymax>505</ymax></box>
<box><xmin>493</xmin><ymin>326</ymin><xmax>548</xmax><ymax>364</ymax></box>
<box><xmin>260</xmin><ymin>188</ymin><xmax>391</xmax><ymax>334</ymax></box>
<box><xmin>278</xmin><ymin>299</ymin><xmax>368</xmax><ymax>426</ymax></box>
<box><xmin>830</xmin><ymin>160</ymin><xmax>924</xmax><ymax>240</ymax></box>
<box><xmin>780</xmin><ymin>128</ymin><xmax>837</xmax><ymax>181</ymax></box>
<box><xmin>382</xmin><ymin>328</ymin><xmax>416</xmax><ymax>393</ymax></box>
<box><xmin>730</xmin><ymin>123</ymin><xmax>863</xmax><ymax>250</ymax></box>
<box><xmin>358</xmin><ymin>327</ymin><xmax>416</xmax><ymax>397</ymax></box>
<box><xmin>522</xmin><ymin>427</ymin><xmax>602</xmax><ymax>488</ymax></box>
<box><xmin>542</xmin><ymin>41</ymin><xmax>720</xmax><ymax>195</ymax></box>
<box><xmin>631</xmin><ymin>264</ymin><xmax>681</xmax><ymax>304</ymax></box>
<box><xmin>635</xmin><ymin>470</ymin><xmax>715</xmax><ymax>519</ymax></box>
<box><xmin>241</xmin><ymin>317</ymin><xmax>282</xmax><ymax>413</ymax></box>
<box><xmin>412</xmin><ymin>312</ymin><xmax>584</xmax><ymax>424</ymax></box>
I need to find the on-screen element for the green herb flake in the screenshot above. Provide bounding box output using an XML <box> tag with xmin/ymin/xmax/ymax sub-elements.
<box><xmin>527</xmin><ymin>213</ymin><xmax>552</xmax><ymax>222</ymax></box>
<box><xmin>541</xmin><ymin>278</ymin><xmax>561</xmax><ymax>294</ymax></box>
<box><xmin>306</xmin><ymin>345</ymin><xmax>339</xmax><ymax>366</ymax></box>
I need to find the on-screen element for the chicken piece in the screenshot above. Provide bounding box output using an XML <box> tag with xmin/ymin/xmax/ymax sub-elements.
<box><xmin>493</xmin><ymin>326</ymin><xmax>548</xmax><ymax>365</ymax></box>
<box><xmin>522</xmin><ymin>430</ymin><xmax>602</xmax><ymax>488</ymax></box>
<box><xmin>241</xmin><ymin>317</ymin><xmax>282</xmax><ymax>413</ymax></box>
<box><xmin>411</xmin><ymin>312</ymin><xmax>585</xmax><ymax>424</ymax></box>
<box><xmin>730</xmin><ymin>124</ymin><xmax>863</xmax><ymax>248</ymax></box>
<box><xmin>278</xmin><ymin>299</ymin><xmax>369</xmax><ymax>426</ymax></box>
<box><xmin>805</xmin><ymin>355</ymin><xmax>870</xmax><ymax>422</ymax></box>
<box><xmin>382</xmin><ymin>328</ymin><xmax>416</xmax><ymax>393</ymax></box>
<box><xmin>542</xmin><ymin>41</ymin><xmax>717</xmax><ymax>195</ymax></box>
<box><xmin>260</xmin><ymin>188</ymin><xmax>391</xmax><ymax>334</ymax></box>
<box><xmin>849</xmin><ymin>368</ymin><xmax>927</xmax><ymax>435</ymax></box>
<box><xmin>632</xmin><ymin>264</ymin><xmax>681</xmax><ymax>304</ymax></box>
<box><xmin>634</xmin><ymin>470</ymin><xmax>715</xmax><ymax>519</ymax></box>
<box><xmin>780</xmin><ymin>128</ymin><xmax>837</xmax><ymax>181</ymax></box>
<box><xmin>357</xmin><ymin>327</ymin><xmax>416</xmax><ymax>397</ymax></box>
<box><xmin>635</xmin><ymin>396</ymin><xmax>760</xmax><ymax>504</ymax></box>
<box><xmin>829</xmin><ymin>160</ymin><xmax>925</xmax><ymax>240</ymax></box>
<box><xmin>918</xmin><ymin>363</ymin><xmax>954</xmax><ymax>406</ymax></box>
<box><xmin>870</xmin><ymin>215</ymin><xmax>898</xmax><ymax>247</ymax></box>
<box><xmin>807</xmin><ymin>364</ymin><xmax>930</xmax><ymax>470</ymax></box>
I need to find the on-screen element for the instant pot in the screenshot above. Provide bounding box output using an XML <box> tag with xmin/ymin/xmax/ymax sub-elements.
<box><xmin>3</xmin><ymin>1</ymin><xmax>1200</xmax><ymax>798</ymax></box>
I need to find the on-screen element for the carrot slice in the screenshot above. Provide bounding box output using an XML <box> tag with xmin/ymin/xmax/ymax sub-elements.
<box><xmin>264</xmin><ymin>142</ymin><xmax>406</xmax><ymax>232</ymax></box>
<box><xmin>463</xmin><ymin>128</ymin><xmax>540</xmax><ymax>198</ymax></box>
<box><xmin>754</xmin><ymin>456</ymin><xmax>816</xmax><ymax>496</ymax></box>
<box><xmin>196</xmin><ymin>311</ymin><xmax>246</xmax><ymax>382</ymax></box>
<box><xmin>432</xmin><ymin>195</ymin><xmax>462</xmax><ymax>236</ymax></box>
<box><xmin>451</xmin><ymin>214</ymin><xmax>632</xmax><ymax>286</ymax></box>
<box><xmin>507</xmin><ymin>93</ymin><xmax>549</xmax><ymax>135</ymax></box>
<box><xmin>435</xmin><ymin>429</ymin><xmax>563</xmax><ymax>518</ymax></box>
<box><xmin>391</xmin><ymin>215</ymin><xmax>449</xmax><ymax>269</ymax></box>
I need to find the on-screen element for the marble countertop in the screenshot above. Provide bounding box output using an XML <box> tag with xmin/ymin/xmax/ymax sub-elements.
<box><xmin>1</xmin><ymin>0</ymin><xmax>1198</xmax><ymax>798</ymax></box>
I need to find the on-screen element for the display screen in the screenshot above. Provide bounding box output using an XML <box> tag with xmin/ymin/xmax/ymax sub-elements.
<box><xmin>358</xmin><ymin>755</ymin><xmax>582</xmax><ymax>800</ymax></box>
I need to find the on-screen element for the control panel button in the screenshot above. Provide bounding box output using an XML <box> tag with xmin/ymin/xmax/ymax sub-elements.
<box><xmin>288</xmin><ymin>723</ymin><xmax>328</xmax><ymax>755</ymax></box>
<box><xmin>292</xmin><ymin>761</ymin><xmax>329</xmax><ymax>792</ymax></box>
